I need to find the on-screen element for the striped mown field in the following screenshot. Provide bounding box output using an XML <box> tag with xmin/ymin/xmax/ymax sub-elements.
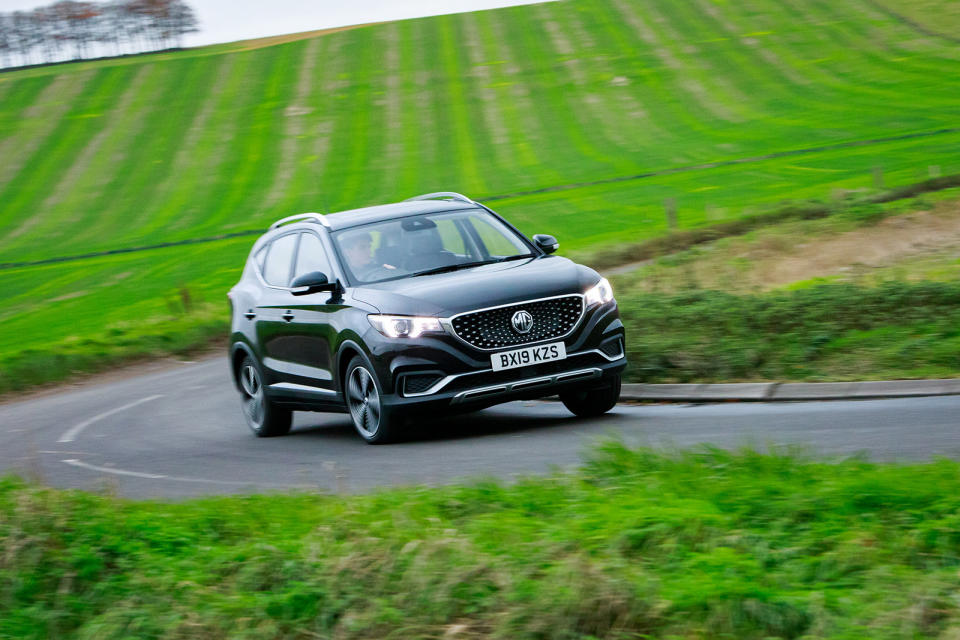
<box><xmin>0</xmin><ymin>0</ymin><xmax>959</xmax><ymax>386</ymax></box>
<box><xmin>872</xmin><ymin>0</ymin><xmax>960</xmax><ymax>41</ymax></box>
<box><xmin>1</xmin><ymin>0</ymin><xmax>959</xmax><ymax>261</ymax></box>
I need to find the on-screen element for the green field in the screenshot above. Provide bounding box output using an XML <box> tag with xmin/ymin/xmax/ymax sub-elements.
<box><xmin>872</xmin><ymin>0</ymin><xmax>960</xmax><ymax>41</ymax></box>
<box><xmin>8</xmin><ymin>444</ymin><xmax>960</xmax><ymax>638</ymax></box>
<box><xmin>1</xmin><ymin>0</ymin><xmax>959</xmax><ymax>387</ymax></box>
<box><xmin>2</xmin><ymin>0</ymin><xmax>960</xmax><ymax>260</ymax></box>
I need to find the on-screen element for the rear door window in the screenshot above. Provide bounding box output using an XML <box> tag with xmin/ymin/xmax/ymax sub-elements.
<box><xmin>262</xmin><ymin>233</ymin><xmax>298</xmax><ymax>287</ymax></box>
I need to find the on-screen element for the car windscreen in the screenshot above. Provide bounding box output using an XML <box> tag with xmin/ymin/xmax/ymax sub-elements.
<box><xmin>331</xmin><ymin>209</ymin><xmax>533</xmax><ymax>285</ymax></box>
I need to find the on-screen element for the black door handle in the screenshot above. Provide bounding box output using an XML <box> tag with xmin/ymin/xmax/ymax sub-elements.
<box><xmin>282</xmin><ymin>311</ymin><xmax>295</xmax><ymax>322</ymax></box>
<box><xmin>244</xmin><ymin>309</ymin><xmax>256</xmax><ymax>319</ymax></box>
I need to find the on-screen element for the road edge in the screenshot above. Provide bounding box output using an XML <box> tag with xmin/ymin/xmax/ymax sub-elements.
<box><xmin>621</xmin><ymin>379</ymin><xmax>960</xmax><ymax>402</ymax></box>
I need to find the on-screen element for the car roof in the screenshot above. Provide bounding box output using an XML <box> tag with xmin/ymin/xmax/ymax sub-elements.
<box><xmin>323</xmin><ymin>199</ymin><xmax>478</xmax><ymax>231</ymax></box>
<box><xmin>252</xmin><ymin>199</ymin><xmax>484</xmax><ymax>253</ymax></box>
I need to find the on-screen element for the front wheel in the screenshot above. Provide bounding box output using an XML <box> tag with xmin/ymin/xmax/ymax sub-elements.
<box><xmin>560</xmin><ymin>375</ymin><xmax>621</xmax><ymax>417</ymax></box>
<box><xmin>345</xmin><ymin>356</ymin><xmax>403</xmax><ymax>444</ymax></box>
<box><xmin>238</xmin><ymin>356</ymin><xmax>292</xmax><ymax>437</ymax></box>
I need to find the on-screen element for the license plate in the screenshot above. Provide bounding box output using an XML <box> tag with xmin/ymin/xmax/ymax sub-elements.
<box><xmin>491</xmin><ymin>341</ymin><xmax>567</xmax><ymax>371</ymax></box>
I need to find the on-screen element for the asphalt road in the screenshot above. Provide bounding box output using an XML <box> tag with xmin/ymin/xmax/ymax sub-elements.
<box><xmin>2</xmin><ymin>357</ymin><xmax>959</xmax><ymax>499</ymax></box>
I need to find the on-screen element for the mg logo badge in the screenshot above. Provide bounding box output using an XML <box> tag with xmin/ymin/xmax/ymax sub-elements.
<box><xmin>511</xmin><ymin>310</ymin><xmax>534</xmax><ymax>334</ymax></box>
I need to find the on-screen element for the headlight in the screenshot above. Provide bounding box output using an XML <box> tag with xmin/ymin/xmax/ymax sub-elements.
<box><xmin>368</xmin><ymin>314</ymin><xmax>443</xmax><ymax>338</ymax></box>
<box><xmin>584</xmin><ymin>277</ymin><xmax>614</xmax><ymax>306</ymax></box>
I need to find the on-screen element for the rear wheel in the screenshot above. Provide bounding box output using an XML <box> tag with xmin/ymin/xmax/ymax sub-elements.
<box><xmin>239</xmin><ymin>356</ymin><xmax>292</xmax><ymax>437</ymax></box>
<box><xmin>345</xmin><ymin>356</ymin><xmax>402</xmax><ymax>444</ymax></box>
<box><xmin>560</xmin><ymin>374</ymin><xmax>621</xmax><ymax>417</ymax></box>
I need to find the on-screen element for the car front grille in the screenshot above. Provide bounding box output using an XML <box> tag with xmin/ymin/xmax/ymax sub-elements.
<box><xmin>450</xmin><ymin>295</ymin><xmax>584</xmax><ymax>350</ymax></box>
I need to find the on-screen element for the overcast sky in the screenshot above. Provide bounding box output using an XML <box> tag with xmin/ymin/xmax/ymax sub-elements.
<box><xmin>0</xmin><ymin>0</ymin><xmax>551</xmax><ymax>47</ymax></box>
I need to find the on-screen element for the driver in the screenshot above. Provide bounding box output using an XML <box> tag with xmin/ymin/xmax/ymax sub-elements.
<box><xmin>342</xmin><ymin>231</ymin><xmax>396</xmax><ymax>281</ymax></box>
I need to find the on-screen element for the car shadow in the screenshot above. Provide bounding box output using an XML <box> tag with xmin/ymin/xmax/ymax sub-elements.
<box><xmin>291</xmin><ymin>403</ymin><xmax>622</xmax><ymax>444</ymax></box>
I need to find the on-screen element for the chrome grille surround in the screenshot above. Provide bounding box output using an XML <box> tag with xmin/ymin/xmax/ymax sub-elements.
<box><xmin>402</xmin><ymin>373</ymin><xmax>445</xmax><ymax>395</ymax></box>
<box><xmin>444</xmin><ymin>294</ymin><xmax>585</xmax><ymax>351</ymax></box>
<box><xmin>397</xmin><ymin>347</ymin><xmax>624</xmax><ymax>398</ymax></box>
<box><xmin>451</xmin><ymin>368</ymin><xmax>602</xmax><ymax>404</ymax></box>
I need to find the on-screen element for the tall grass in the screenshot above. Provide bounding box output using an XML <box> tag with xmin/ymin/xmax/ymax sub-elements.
<box><xmin>5</xmin><ymin>445</ymin><xmax>960</xmax><ymax>638</ymax></box>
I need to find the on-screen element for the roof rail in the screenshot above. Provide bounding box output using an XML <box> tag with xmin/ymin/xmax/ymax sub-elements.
<box><xmin>404</xmin><ymin>192</ymin><xmax>477</xmax><ymax>205</ymax></box>
<box><xmin>269</xmin><ymin>212</ymin><xmax>330</xmax><ymax>230</ymax></box>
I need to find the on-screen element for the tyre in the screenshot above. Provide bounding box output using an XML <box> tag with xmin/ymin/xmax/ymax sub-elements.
<box><xmin>238</xmin><ymin>356</ymin><xmax>292</xmax><ymax>437</ymax></box>
<box><xmin>345</xmin><ymin>355</ymin><xmax>402</xmax><ymax>444</ymax></box>
<box><xmin>560</xmin><ymin>374</ymin><xmax>621</xmax><ymax>417</ymax></box>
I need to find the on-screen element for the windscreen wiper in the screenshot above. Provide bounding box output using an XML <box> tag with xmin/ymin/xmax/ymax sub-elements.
<box><xmin>410</xmin><ymin>254</ymin><xmax>535</xmax><ymax>278</ymax></box>
<box><xmin>410</xmin><ymin>260</ymin><xmax>498</xmax><ymax>278</ymax></box>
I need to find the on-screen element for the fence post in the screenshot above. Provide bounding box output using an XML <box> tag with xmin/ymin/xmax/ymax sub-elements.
<box><xmin>929</xmin><ymin>165</ymin><xmax>942</xmax><ymax>178</ymax></box>
<box><xmin>872</xmin><ymin>166</ymin><xmax>884</xmax><ymax>189</ymax></box>
<box><xmin>664</xmin><ymin>197</ymin><xmax>677</xmax><ymax>230</ymax></box>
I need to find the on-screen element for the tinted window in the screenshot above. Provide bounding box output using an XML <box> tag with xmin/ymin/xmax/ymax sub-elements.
<box><xmin>331</xmin><ymin>209</ymin><xmax>531</xmax><ymax>284</ymax></box>
<box><xmin>294</xmin><ymin>232</ymin><xmax>332</xmax><ymax>279</ymax></box>
<box><xmin>262</xmin><ymin>233</ymin><xmax>298</xmax><ymax>286</ymax></box>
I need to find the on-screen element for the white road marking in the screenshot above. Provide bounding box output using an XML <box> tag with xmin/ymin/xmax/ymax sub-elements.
<box><xmin>63</xmin><ymin>458</ymin><xmax>165</xmax><ymax>479</ymax></box>
<box><xmin>61</xmin><ymin>458</ymin><xmax>317</xmax><ymax>489</ymax></box>
<box><xmin>57</xmin><ymin>394</ymin><xmax>164</xmax><ymax>443</ymax></box>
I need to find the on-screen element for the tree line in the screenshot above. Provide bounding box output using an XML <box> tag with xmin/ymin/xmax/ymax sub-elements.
<box><xmin>0</xmin><ymin>0</ymin><xmax>198</xmax><ymax>69</ymax></box>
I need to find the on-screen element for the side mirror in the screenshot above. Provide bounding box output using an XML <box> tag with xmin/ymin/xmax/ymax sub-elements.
<box><xmin>533</xmin><ymin>234</ymin><xmax>559</xmax><ymax>254</ymax></box>
<box><xmin>290</xmin><ymin>271</ymin><xmax>337</xmax><ymax>296</ymax></box>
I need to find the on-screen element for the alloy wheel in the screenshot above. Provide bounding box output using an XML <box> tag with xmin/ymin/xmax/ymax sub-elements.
<box><xmin>240</xmin><ymin>363</ymin><xmax>265</xmax><ymax>430</ymax></box>
<box><xmin>347</xmin><ymin>365</ymin><xmax>381</xmax><ymax>438</ymax></box>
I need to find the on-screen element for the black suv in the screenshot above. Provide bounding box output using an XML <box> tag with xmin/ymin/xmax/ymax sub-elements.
<box><xmin>228</xmin><ymin>192</ymin><xmax>626</xmax><ymax>443</ymax></box>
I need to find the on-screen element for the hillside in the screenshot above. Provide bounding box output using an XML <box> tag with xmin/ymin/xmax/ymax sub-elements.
<box><xmin>1</xmin><ymin>0</ymin><xmax>959</xmax><ymax>262</ymax></box>
<box><xmin>872</xmin><ymin>0</ymin><xmax>960</xmax><ymax>43</ymax></box>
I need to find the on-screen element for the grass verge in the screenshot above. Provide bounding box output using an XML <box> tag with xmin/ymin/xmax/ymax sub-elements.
<box><xmin>620</xmin><ymin>281</ymin><xmax>960</xmax><ymax>382</ymax></box>
<box><xmin>0</xmin><ymin>304</ymin><xmax>226</xmax><ymax>397</ymax></box>
<box><xmin>5</xmin><ymin>444</ymin><xmax>960</xmax><ymax>638</ymax></box>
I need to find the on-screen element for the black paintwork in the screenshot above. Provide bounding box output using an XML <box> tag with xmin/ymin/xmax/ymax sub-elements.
<box><xmin>228</xmin><ymin>201</ymin><xmax>626</xmax><ymax>418</ymax></box>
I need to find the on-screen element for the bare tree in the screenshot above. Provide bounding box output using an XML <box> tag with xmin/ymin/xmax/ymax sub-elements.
<box><xmin>31</xmin><ymin>6</ymin><xmax>62</xmax><ymax>63</ymax></box>
<box><xmin>167</xmin><ymin>0</ymin><xmax>197</xmax><ymax>48</ymax></box>
<box><xmin>124</xmin><ymin>0</ymin><xmax>160</xmax><ymax>50</ymax></box>
<box><xmin>99</xmin><ymin>0</ymin><xmax>126</xmax><ymax>56</ymax></box>
<box><xmin>0</xmin><ymin>0</ymin><xmax>197</xmax><ymax>68</ymax></box>
<box><xmin>10</xmin><ymin>11</ymin><xmax>40</xmax><ymax>66</ymax></box>
<box><xmin>49</xmin><ymin>2</ymin><xmax>101</xmax><ymax>59</ymax></box>
<box><xmin>0</xmin><ymin>14</ymin><xmax>12</xmax><ymax>68</ymax></box>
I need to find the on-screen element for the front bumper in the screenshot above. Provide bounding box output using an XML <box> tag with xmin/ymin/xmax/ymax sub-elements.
<box><xmin>367</xmin><ymin>300</ymin><xmax>626</xmax><ymax>414</ymax></box>
<box><xmin>385</xmin><ymin>352</ymin><xmax>625</xmax><ymax>415</ymax></box>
